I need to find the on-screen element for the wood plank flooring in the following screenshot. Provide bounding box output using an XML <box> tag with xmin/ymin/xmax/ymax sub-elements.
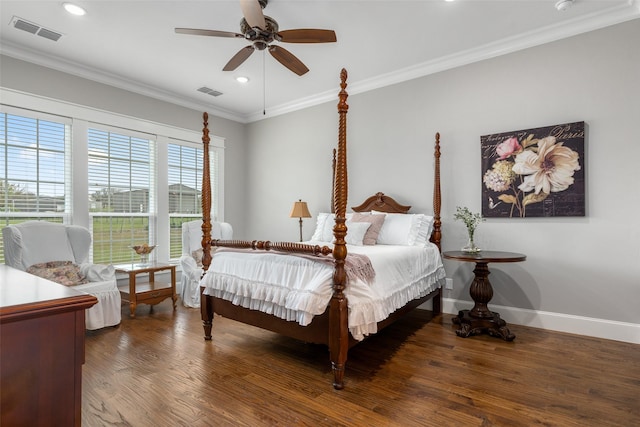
<box><xmin>82</xmin><ymin>300</ymin><xmax>640</xmax><ymax>426</ymax></box>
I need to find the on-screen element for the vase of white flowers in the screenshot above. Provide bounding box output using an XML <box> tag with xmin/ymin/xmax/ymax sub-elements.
<box><xmin>454</xmin><ymin>206</ymin><xmax>484</xmax><ymax>253</ymax></box>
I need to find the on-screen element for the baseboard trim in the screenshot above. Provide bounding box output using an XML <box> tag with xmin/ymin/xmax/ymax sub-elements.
<box><xmin>440</xmin><ymin>298</ymin><xmax>640</xmax><ymax>344</ymax></box>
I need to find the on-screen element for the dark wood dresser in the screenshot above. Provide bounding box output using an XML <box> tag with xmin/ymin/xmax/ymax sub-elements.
<box><xmin>0</xmin><ymin>265</ymin><xmax>97</xmax><ymax>427</ymax></box>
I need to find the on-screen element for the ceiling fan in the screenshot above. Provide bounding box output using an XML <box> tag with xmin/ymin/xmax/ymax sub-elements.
<box><xmin>175</xmin><ymin>0</ymin><xmax>337</xmax><ymax>76</ymax></box>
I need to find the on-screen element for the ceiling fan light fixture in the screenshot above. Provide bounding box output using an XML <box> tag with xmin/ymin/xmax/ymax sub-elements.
<box><xmin>555</xmin><ymin>0</ymin><xmax>574</xmax><ymax>12</ymax></box>
<box><xmin>176</xmin><ymin>0</ymin><xmax>336</xmax><ymax>76</ymax></box>
<box><xmin>63</xmin><ymin>3</ymin><xmax>87</xmax><ymax>16</ymax></box>
<box><xmin>236</xmin><ymin>76</ymin><xmax>249</xmax><ymax>83</ymax></box>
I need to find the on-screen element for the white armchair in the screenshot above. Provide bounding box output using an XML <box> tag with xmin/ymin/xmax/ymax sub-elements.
<box><xmin>2</xmin><ymin>221</ymin><xmax>121</xmax><ymax>330</ymax></box>
<box><xmin>179</xmin><ymin>219</ymin><xmax>233</xmax><ymax>308</ymax></box>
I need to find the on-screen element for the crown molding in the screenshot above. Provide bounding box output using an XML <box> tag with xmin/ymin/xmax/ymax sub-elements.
<box><xmin>0</xmin><ymin>41</ymin><xmax>245</xmax><ymax>123</ymax></box>
<box><xmin>2</xmin><ymin>1</ymin><xmax>638</xmax><ymax>124</ymax></box>
<box><xmin>251</xmin><ymin>1</ymin><xmax>640</xmax><ymax>122</ymax></box>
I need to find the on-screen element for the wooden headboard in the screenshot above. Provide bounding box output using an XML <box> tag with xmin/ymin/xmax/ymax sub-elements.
<box><xmin>351</xmin><ymin>192</ymin><xmax>411</xmax><ymax>214</ymax></box>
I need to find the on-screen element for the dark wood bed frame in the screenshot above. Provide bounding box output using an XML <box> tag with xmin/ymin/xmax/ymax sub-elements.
<box><xmin>199</xmin><ymin>69</ymin><xmax>442</xmax><ymax>389</ymax></box>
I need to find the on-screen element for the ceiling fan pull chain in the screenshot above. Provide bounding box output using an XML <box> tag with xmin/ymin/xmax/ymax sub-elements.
<box><xmin>263</xmin><ymin>50</ymin><xmax>266</xmax><ymax>115</ymax></box>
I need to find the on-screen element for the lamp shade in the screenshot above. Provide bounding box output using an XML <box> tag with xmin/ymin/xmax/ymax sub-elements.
<box><xmin>289</xmin><ymin>200</ymin><xmax>311</xmax><ymax>218</ymax></box>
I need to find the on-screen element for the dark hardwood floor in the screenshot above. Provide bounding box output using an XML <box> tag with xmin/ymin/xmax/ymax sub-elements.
<box><xmin>83</xmin><ymin>299</ymin><xmax>640</xmax><ymax>426</ymax></box>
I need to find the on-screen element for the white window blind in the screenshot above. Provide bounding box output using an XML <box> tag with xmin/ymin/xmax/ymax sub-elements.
<box><xmin>167</xmin><ymin>141</ymin><xmax>219</xmax><ymax>259</ymax></box>
<box><xmin>168</xmin><ymin>142</ymin><xmax>203</xmax><ymax>215</ymax></box>
<box><xmin>0</xmin><ymin>110</ymin><xmax>71</xmax><ymax>262</ymax></box>
<box><xmin>88</xmin><ymin>125</ymin><xmax>155</xmax><ymax>264</ymax></box>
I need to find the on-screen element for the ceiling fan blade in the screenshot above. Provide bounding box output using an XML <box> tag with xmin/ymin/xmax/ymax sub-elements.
<box><xmin>269</xmin><ymin>45</ymin><xmax>309</xmax><ymax>76</ymax></box>
<box><xmin>175</xmin><ymin>28</ymin><xmax>244</xmax><ymax>38</ymax></box>
<box><xmin>223</xmin><ymin>45</ymin><xmax>255</xmax><ymax>71</ymax></box>
<box><xmin>240</xmin><ymin>0</ymin><xmax>266</xmax><ymax>30</ymax></box>
<box><xmin>278</xmin><ymin>29</ymin><xmax>337</xmax><ymax>43</ymax></box>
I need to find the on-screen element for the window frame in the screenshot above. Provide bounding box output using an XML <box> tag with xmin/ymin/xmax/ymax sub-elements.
<box><xmin>0</xmin><ymin>107</ymin><xmax>73</xmax><ymax>263</ymax></box>
<box><xmin>167</xmin><ymin>139</ymin><xmax>207</xmax><ymax>259</ymax></box>
<box><xmin>0</xmin><ymin>106</ymin><xmax>73</xmax><ymax>222</ymax></box>
<box><xmin>87</xmin><ymin>124</ymin><xmax>156</xmax><ymax>264</ymax></box>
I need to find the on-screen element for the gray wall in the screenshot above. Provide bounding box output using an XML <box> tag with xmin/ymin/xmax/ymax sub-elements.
<box><xmin>244</xmin><ymin>20</ymin><xmax>640</xmax><ymax>327</ymax></box>
<box><xmin>2</xmin><ymin>20</ymin><xmax>638</xmax><ymax>334</ymax></box>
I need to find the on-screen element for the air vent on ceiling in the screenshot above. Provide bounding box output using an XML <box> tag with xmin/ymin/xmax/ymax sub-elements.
<box><xmin>13</xmin><ymin>18</ymin><xmax>38</xmax><ymax>34</ymax></box>
<box><xmin>11</xmin><ymin>16</ymin><xmax>62</xmax><ymax>42</ymax></box>
<box><xmin>37</xmin><ymin>28</ymin><xmax>62</xmax><ymax>42</ymax></box>
<box><xmin>197</xmin><ymin>87</ymin><xmax>223</xmax><ymax>97</ymax></box>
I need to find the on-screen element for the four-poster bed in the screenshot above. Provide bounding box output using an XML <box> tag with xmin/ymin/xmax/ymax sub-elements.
<box><xmin>198</xmin><ymin>69</ymin><xmax>444</xmax><ymax>389</ymax></box>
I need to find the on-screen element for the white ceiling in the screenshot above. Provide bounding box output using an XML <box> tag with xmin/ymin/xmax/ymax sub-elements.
<box><xmin>1</xmin><ymin>1</ymin><xmax>638</xmax><ymax>123</ymax></box>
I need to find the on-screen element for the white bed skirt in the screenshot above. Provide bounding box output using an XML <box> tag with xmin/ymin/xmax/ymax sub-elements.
<box><xmin>201</xmin><ymin>243</ymin><xmax>446</xmax><ymax>340</ymax></box>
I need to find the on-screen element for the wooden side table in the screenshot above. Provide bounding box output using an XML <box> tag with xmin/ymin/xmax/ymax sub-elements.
<box><xmin>442</xmin><ymin>250</ymin><xmax>526</xmax><ymax>341</ymax></box>
<box><xmin>115</xmin><ymin>263</ymin><xmax>177</xmax><ymax>318</ymax></box>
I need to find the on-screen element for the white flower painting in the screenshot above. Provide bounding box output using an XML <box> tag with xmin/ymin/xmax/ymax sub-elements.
<box><xmin>480</xmin><ymin>122</ymin><xmax>585</xmax><ymax>218</ymax></box>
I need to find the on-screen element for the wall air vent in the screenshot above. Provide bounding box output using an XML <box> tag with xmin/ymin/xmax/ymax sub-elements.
<box><xmin>197</xmin><ymin>87</ymin><xmax>223</xmax><ymax>97</ymax></box>
<box><xmin>11</xmin><ymin>16</ymin><xmax>63</xmax><ymax>42</ymax></box>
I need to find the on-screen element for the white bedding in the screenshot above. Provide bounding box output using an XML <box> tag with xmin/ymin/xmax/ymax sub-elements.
<box><xmin>200</xmin><ymin>241</ymin><xmax>445</xmax><ymax>340</ymax></box>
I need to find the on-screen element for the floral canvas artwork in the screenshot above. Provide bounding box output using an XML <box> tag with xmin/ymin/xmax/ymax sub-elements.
<box><xmin>481</xmin><ymin>121</ymin><xmax>585</xmax><ymax>217</ymax></box>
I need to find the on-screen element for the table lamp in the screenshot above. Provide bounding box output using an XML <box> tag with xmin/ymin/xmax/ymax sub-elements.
<box><xmin>289</xmin><ymin>199</ymin><xmax>311</xmax><ymax>242</ymax></box>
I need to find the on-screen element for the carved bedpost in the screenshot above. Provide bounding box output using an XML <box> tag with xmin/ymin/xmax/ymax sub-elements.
<box><xmin>331</xmin><ymin>148</ymin><xmax>336</xmax><ymax>214</ymax></box>
<box><xmin>200</xmin><ymin>112</ymin><xmax>213</xmax><ymax>339</ymax></box>
<box><xmin>430</xmin><ymin>132</ymin><xmax>443</xmax><ymax>316</ymax></box>
<box><xmin>201</xmin><ymin>112</ymin><xmax>212</xmax><ymax>272</ymax></box>
<box><xmin>430</xmin><ymin>132</ymin><xmax>442</xmax><ymax>251</ymax></box>
<box><xmin>330</xmin><ymin>68</ymin><xmax>349</xmax><ymax>390</ymax></box>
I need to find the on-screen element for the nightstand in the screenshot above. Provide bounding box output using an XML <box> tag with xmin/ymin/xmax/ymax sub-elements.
<box><xmin>442</xmin><ymin>250</ymin><xmax>526</xmax><ymax>341</ymax></box>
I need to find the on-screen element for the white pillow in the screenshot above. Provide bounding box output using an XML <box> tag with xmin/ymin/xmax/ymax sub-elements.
<box><xmin>373</xmin><ymin>211</ymin><xmax>434</xmax><ymax>246</ymax></box>
<box><xmin>411</xmin><ymin>214</ymin><xmax>435</xmax><ymax>246</ymax></box>
<box><xmin>343</xmin><ymin>221</ymin><xmax>371</xmax><ymax>246</ymax></box>
<box><xmin>350</xmin><ymin>212</ymin><xmax>385</xmax><ymax>245</ymax></box>
<box><xmin>374</xmin><ymin>212</ymin><xmax>414</xmax><ymax>245</ymax></box>
<box><xmin>310</xmin><ymin>212</ymin><xmax>353</xmax><ymax>243</ymax></box>
<box><xmin>311</xmin><ymin>212</ymin><xmax>332</xmax><ymax>242</ymax></box>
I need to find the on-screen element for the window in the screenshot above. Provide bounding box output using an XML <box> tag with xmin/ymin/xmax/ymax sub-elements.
<box><xmin>166</xmin><ymin>141</ymin><xmax>220</xmax><ymax>259</ymax></box>
<box><xmin>167</xmin><ymin>142</ymin><xmax>202</xmax><ymax>259</ymax></box>
<box><xmin>88</xmin><ymin>126</ymin><xmax>155</xmax><ymax>264</ymax></box>
<box><xmin>0</xmin><ymin>110</ymin><xmax>71</xmax><ymax>263</ymax></box>
<box><xmin>1</xmin><ymin>93</ymin><xmax>224</xmax><ymax>266</ymax></box>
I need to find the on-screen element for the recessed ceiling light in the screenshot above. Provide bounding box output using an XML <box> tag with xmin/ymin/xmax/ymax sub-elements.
<box><xmin>555</xmin><ymin>0</ymin><xmax>574</xmax><ymax>12</ymax></box>
<box><xmin>236</xmin><ymin>76</ymin><xmax>249</xmax><ymax>83</ymax></box>
<box><xmin>63</xmin><ymin>3</ymin><xmax>86</xmax><ymax>16</ymax></box>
